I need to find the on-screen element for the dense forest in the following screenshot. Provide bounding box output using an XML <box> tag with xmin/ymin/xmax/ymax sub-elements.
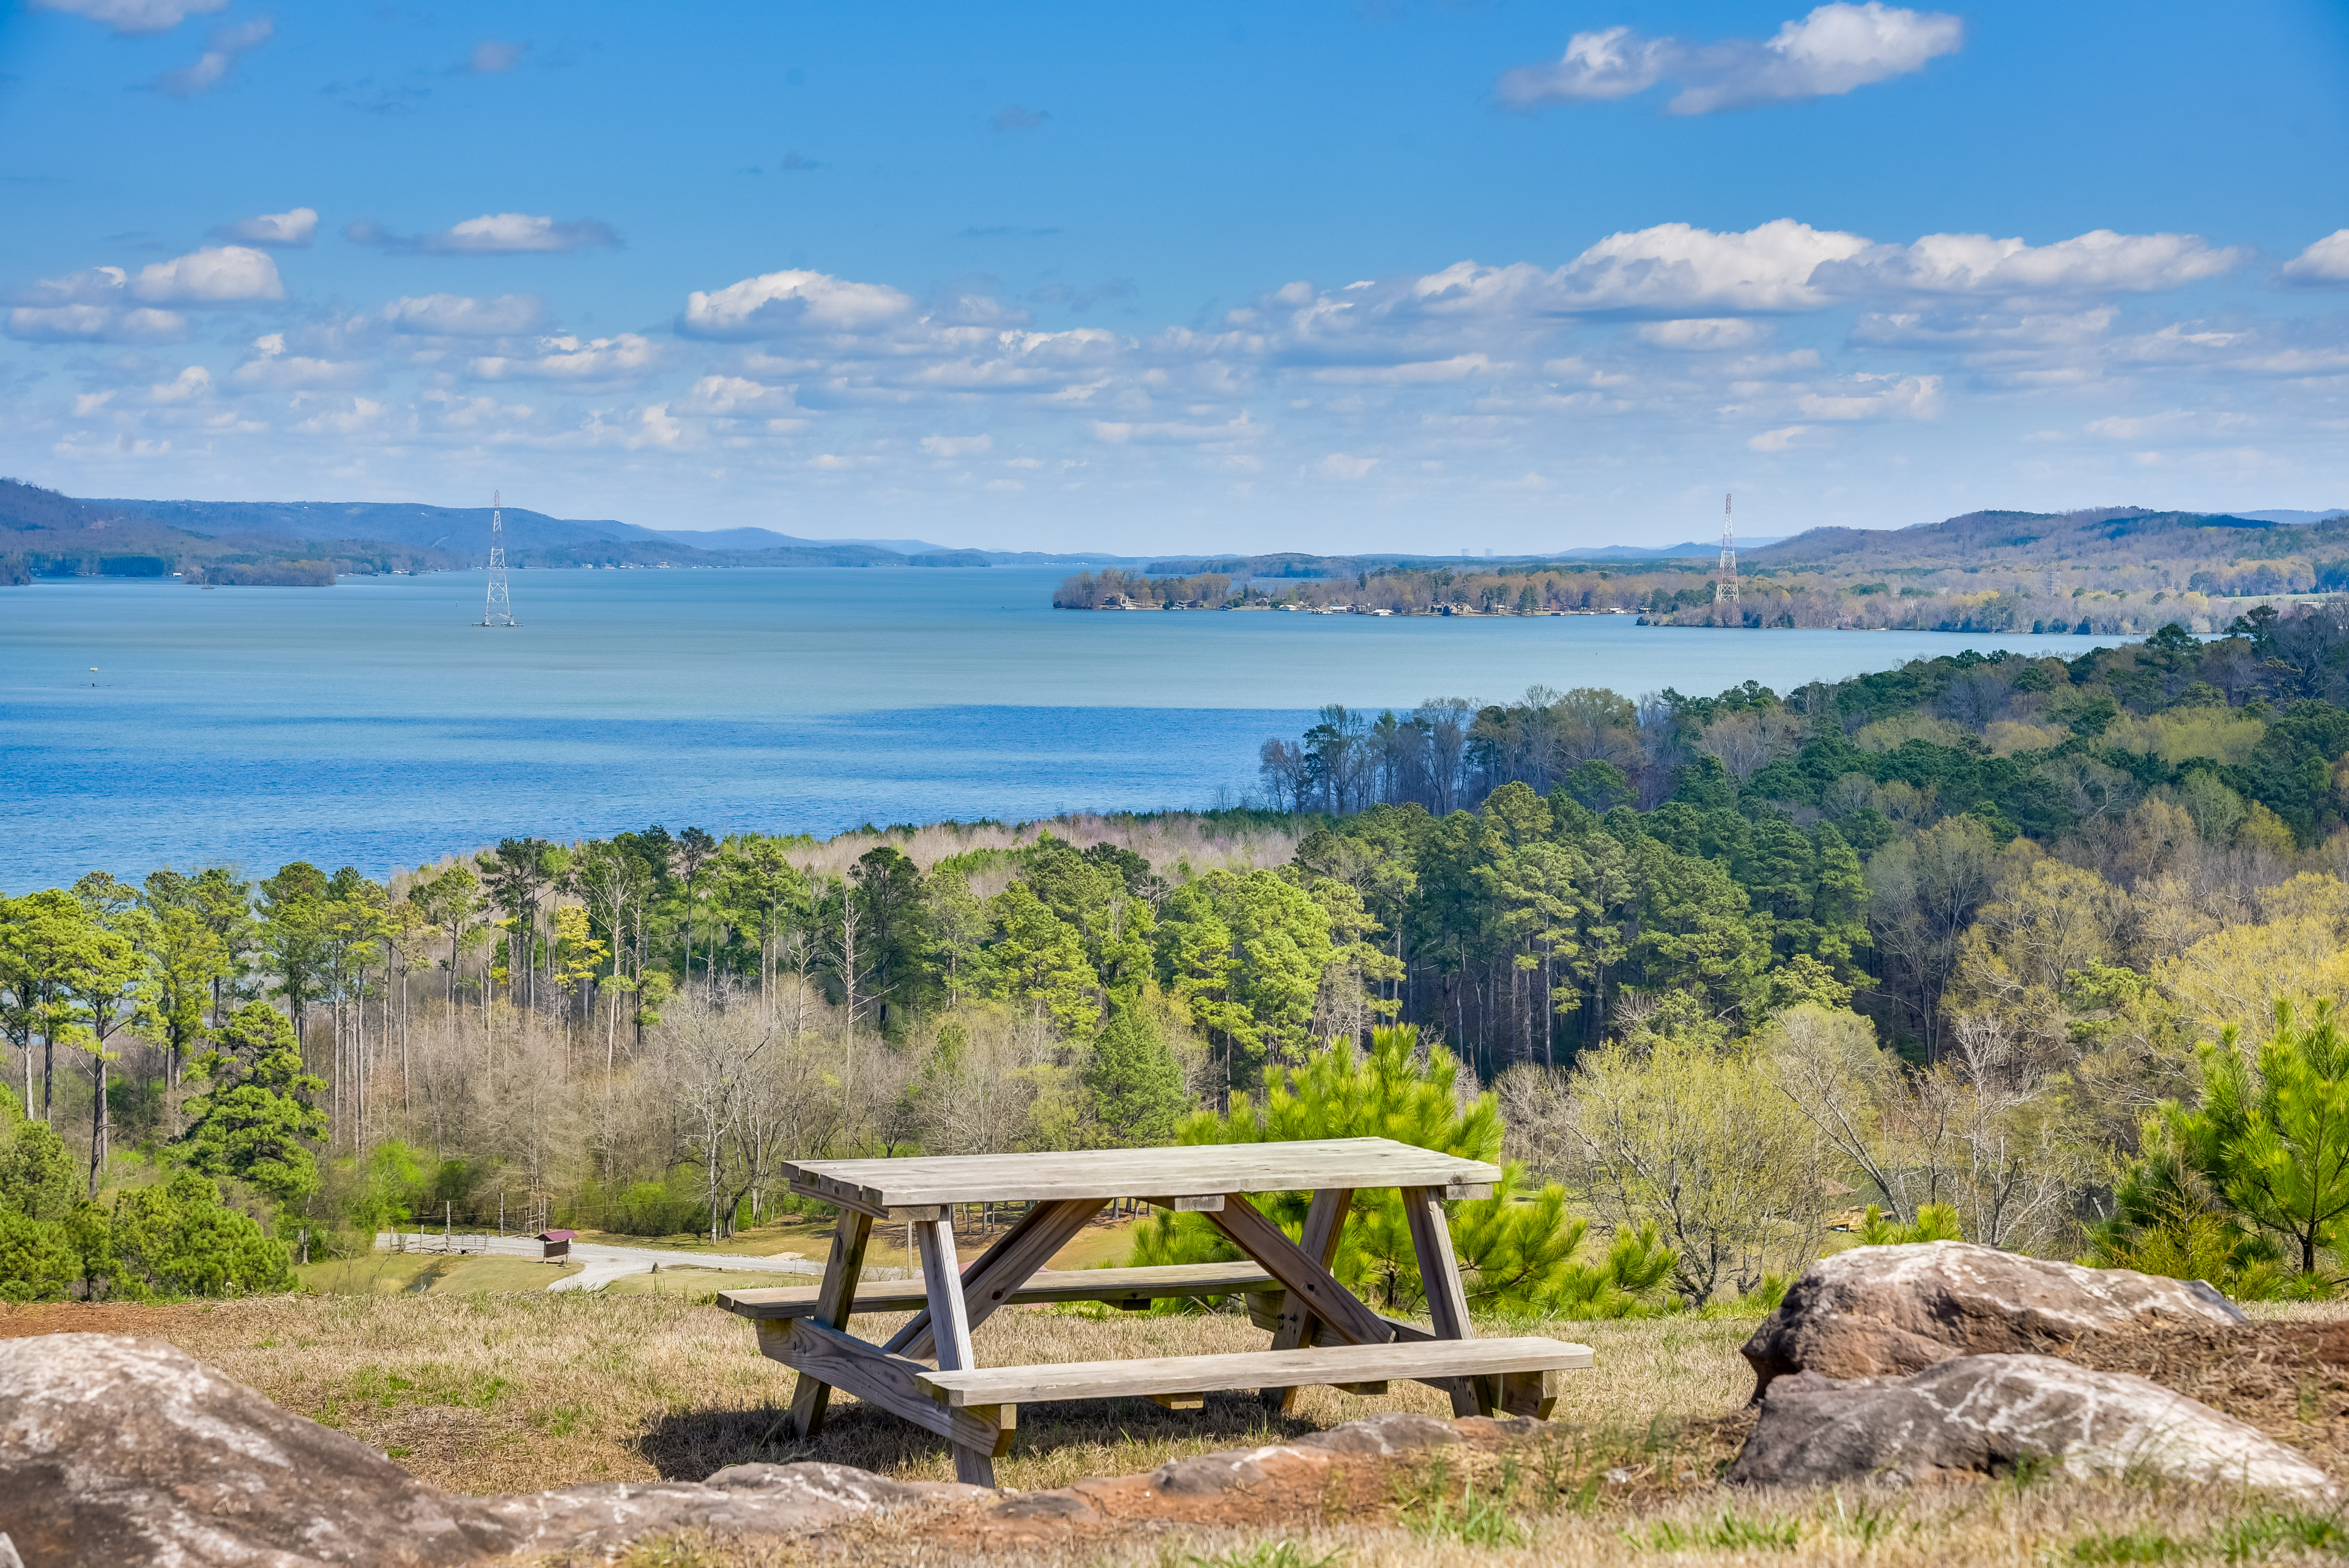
<box><xmin>13</xmin><ymin>601</ymin><xmax>2349</xmax><ymax>1308</ymax></box>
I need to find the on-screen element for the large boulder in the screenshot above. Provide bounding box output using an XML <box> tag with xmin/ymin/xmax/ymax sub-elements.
<box><xmin>1742</xmin><ymin>1242</ymin><xmax>2245</xmax><ymax>1397</ymax></box>
<box><xmin>0</xmin><ymin>1334</ymin><xmax>979</xmax><ymax>1566</ymax></box>
<box><xmin>1728</xmin><ymin>1353</ymin><xmax>2335</xmax><ymax>1502</ymax></box>
<box><xmin>0</xmin><ymin>1333</ymin><xmax>503</xmax><ymax>1566</ymax></box>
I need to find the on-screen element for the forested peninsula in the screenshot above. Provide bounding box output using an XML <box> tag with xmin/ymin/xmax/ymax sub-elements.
<box><xmin>13</xmin><ymin>601</ymin><xmax>2349</xmax><ymax>1308</ymax></box>
<box><xmin>1055</xmin><ymin>506</ymin><xmax>2349</xmax><ymax>636</ymax></box>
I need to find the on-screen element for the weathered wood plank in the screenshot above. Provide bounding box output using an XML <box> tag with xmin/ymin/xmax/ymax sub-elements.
<box><xmin>786</xmin><ymin>1175</ymin><xmax>945</xmax><ymax>1222</ymax></box>
<box><xmin>894</xmin><ymin>1197</ymin><xmax>1107</xmax><ymax>1361</ymax></box>
<box><xmin>1207</xmin><ymin>1195</ymin><xmax>1394</xmax><ymax>1350</ymax></box>
<box><xmin>762</xmin><ymin>1319</ymin><xmax>1013</xmax><ymax>1454</ymax></box>
<box><xmin>1140</xmin><ymin>1194</ymin><xmax>1226</xmax><ymax>1212</ymax></box>
<box><xmin>781</xmin><ymin>1138</ymin><xmax>1499</xmax><ymax>1209</ymax></box>
<box><xmin>1402</xmin><ymin>1184</ymin><xmax>1486</xmax><ymax>1418</ymax></box>
<box><xmin>725</xmin><ymin>1262</ymin><xmax>1280</xmax><ymax>1321</ymax></box>
<box><xmin>1501</xmin><ymin>1367</ymin><xmax>1564</xmax><ymax>1421</ymax></box>
<box><xmin>1148</xmin><ymin>1392</ymin><xmax>1204</xmax><ymax>1410</ymax></box>
<box><xmin>1261</xmin><ymin>1186</ymin><xmax>1353</xmax><ymax>1414</ymax></box>
<box><xmin>915</xmin><ymin>1218</ymin><xmax>976</xmax><ymax>1373</ymax></box>
<box><xmin>785</xmin><ymin>1208</ymin><xmax>871</xmax><ymax>1440</ymax></box>
<box><xmin>1044</xmin><ymin>1261</ymin><xmax>1269</xmax><ymax>1306</ymax></box>
<box><xmin>916</xmin><ymin>1336</ymin><xmax>1595</xmax><ymax>1407</ymax></box>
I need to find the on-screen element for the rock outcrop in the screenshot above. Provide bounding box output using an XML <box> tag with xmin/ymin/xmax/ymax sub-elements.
<box><xmin>0</xmin><ymin>1334</ymin><xmax>978</xmax><ymax>1566</ymax></box>
<box><xmin>0</xmin><ymin>1332</ymin><xmax>505</xmax><ymax>1566</ymax></box>
<box><xmin>476</xmin><ymin>1463</ymin><xmax>984</xmax><ymax>1558</ymax></box>
<box><xmin>1727</xmin><ymin>1352</ymin><xmax>2336</xmax><ymax>1503</ymax></box>
<box><xmin>1741</xmin><ymin>1241</ymin><xmax>2246</xmax><ymax>1397</ymax></box>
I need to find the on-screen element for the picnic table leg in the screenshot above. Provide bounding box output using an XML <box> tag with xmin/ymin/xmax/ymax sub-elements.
<box><xmin>1260</xmin><ymin>1186</ymin><xmax>1352</xmax><ymax>1413</ymax></box>
<box><xmin>787</xmin><ymin>1208</ymin><xmax>873</xmax><ymax>1441</ymax></box>
<box><xmin>1401</xmin><ymin>1185</ymin><xmax>1493</xmax><ymax>1418</ymax></box>
<box><xmin>913</xmin><ymin>1215</ymin><xmax>997</xmax><ymax>1488</ymax></box>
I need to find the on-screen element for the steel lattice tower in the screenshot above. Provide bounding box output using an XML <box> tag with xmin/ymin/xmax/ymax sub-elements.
<box><xmin>1713</xmin><ymin>492</ymin><xmax>1739</xmax><ymax>604</ymax></box>
<box><xmin>478</xmin><ymin>489</ymin><xmax>518</xmax><ymax>627</ymax></box>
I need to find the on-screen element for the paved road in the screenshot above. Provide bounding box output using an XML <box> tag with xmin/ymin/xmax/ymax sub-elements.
<box><xmin>374</xmin><ymin>1232</ymin><xmax>843</xmax><ymax>1293</ymax></box>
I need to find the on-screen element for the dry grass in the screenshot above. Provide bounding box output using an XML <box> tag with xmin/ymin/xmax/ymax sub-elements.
<box><xmin>13</xmin><ymin>1292</ymin><xmax>2349</xmax><ymax>1567</ymax></box>
<box><xmin>297</xmin><ymin>1254</ymin><xmax>584</xmax><ymax>1296</ymax></box>
<box><xmin>0</xmin><ymin>1293</ymin><xmax>1750</xmax><ymax>1495</ymax></box>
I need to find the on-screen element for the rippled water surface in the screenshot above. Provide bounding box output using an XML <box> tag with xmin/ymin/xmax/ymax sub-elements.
<box><xmin>0</xmin><ymin>568</ymin><xmax>2128</xmax><ymax>885</ymax></box>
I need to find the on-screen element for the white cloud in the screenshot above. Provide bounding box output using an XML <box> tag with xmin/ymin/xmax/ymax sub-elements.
<box><xmin>348</xmin><ymin>213</ymin><xmax>621</xmax><ymax>255</ymax></box>
<box><xmin>1747</xmin><ymin>425</ymin><xmax>1814</xmax><ymax>451</ymax></box>
<box><xmin>128</xmin><ymin>245</ymin><xmax>284</xmax><ymax>305</ymax></box>
<box><xmin>1638</xmin><ymin>318</ymin><xmax>1766</xmax><ymax>350</ymax></box>
<box><xmin>384</xmin><ymin>292</ymin><xmax>550</xmax><ymax>336</ymax></box>
<box><xmin>680</xmin><ymin>269</ymin><xmax>917</xmax><ymax>338</ymax></box>
<box><xmin>2282</xmin><ymin>231</ymin><xmax>2349</xmax><ymax>288</ymax></box>
<box><xmin>467</xmin><ymin>40</ymin><xmax>529</xmax><ymax>73</ymax></box>
<box><xmin>2084</xmin><ymin>409</ymin><xmax>2253</xmax><ymax>440</ymax></box>
<box><xmin>1818</xmin><ymin>230</ymin><xmax>2247</xmax><ymax>295</ymax></box>
<box><xmin>921</xmin><ymin>434</ymin><xmax>993</xmax><ymax>457</ymax></box>
<box><xmin>231</xmin><ymin>332</ymin><xmax>369</xmax><ymax>389</ymax></box>
<box><xmin>582</xmin><ymin>404</ymin><xmax>689</xmax><ymax>451</ymax></box>
<box><xmin>1796</xmin><ymin>372</ymin><xmax>1942</xmax><ymax>419</ymax></box>
<box><xmin>154</xmin><ymin>15</ymin><xmax>274</xmax><ymax>98</ymax></box>
<box><xmin>32</xmin><ymin>0</ymin><xmax>224</xmax><ymax>35</ymax></box>
<box><xmin>215</xmin><ymin>207</ymin><xmax>317</xmax><ymax>248</ymax></box>
<box><xmin>6</xmin><ymin>303</ymin><xmax>187</xmax><ymax>343</ymax></box>
<box><xmin>469</xmin><ymin>333</ymin><xmax>661</xmax><ymax>382</ymax></box>
<box><xmin>144</xmin><ymin>365</ymin><xmax>214</xmax><ymax>404</ymax></box>
<box><xmin>1308</xmin><ymin>354</ymin><xmax>1498</xmax><ymax>384</ymax></box>
<box><xmin>681</xmin><ymin>375</ymin><xmax>798</xmax><ymax>416</ymax></box>
<box><xmin>1551</xmin><ymin>220</ymin><xmax>1870</xmax><ymax>311</ymax></box>
<box><xmin>1312</xmin><ymin>453</ymin><xmax>1379</xmax><ymax>480</ymax></box>
<box><xmin>1089</xmin><ymin>414</ymin><xmax>1261</xmax><ymax>446</ymax></box>
<box><xmin>2</xmin><ymin>244</ymin><xmax>275</xmax><ymax>341</ymax></box>
<box><xmin>1500</xmin><ymin>4</ymin><xmax>1962</xmax><ymax>116</ymax></box>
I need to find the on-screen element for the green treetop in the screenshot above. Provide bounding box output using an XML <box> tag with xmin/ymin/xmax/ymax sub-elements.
<box><xmin>177</xmin><ymin>1001</ymin><xmax>328</xmax><ymax>1207</ymax></box>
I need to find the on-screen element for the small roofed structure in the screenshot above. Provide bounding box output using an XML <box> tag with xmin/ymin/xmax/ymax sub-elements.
<box><xmin>536</xmin><ymin>1229</ymin><xmax>576</xmax><ymax>1260</ymax></box>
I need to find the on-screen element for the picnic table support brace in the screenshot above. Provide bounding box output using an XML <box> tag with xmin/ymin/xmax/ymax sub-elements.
<box><xmin>787</xmin><ymin>1208</ymin><xmax>873</xmax><ymax>1440</ymax></box>
<box><xmin>1260</xmin><ymin>1186</ymin><xmax>1352</xmax><ymax>1413</ymax></box>
<box><xmin>889</xmin><ymin>1196</ymin><xmax>1108</xmax><ymax>1361</ymax></box>
<box><xmin>1402</xmin><ymin>1184</ymin><xmax>1493</xmax><ymax>1418</ymax></box>
<box><xmin>914</xmin><ymin>1215</ymin><xmax>997</xmax><ymax>1487</ymax></box>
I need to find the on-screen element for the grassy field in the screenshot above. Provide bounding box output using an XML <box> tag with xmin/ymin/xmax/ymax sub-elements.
<box><xmin>9</xmin><ymin>1289</ymin><xmax>2348</xmax><ymax>1566</ymax></box>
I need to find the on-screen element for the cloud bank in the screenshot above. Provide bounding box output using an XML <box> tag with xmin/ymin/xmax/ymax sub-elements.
<box><xmin>1500</xmin><ymin>3</ymin><xmax>1962</xmax><ymax>115</ymax></box>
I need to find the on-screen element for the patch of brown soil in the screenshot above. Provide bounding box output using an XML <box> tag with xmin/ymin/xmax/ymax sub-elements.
<box><xmin>2060</xmin><ymin>1321</ymin><xmax>2349</xmax><ymax>1477</ymax></box>
<box><xmin>0</xmin><ymin>1302</ymin><xmax>220</xmax><ymax>1339</ymax></box>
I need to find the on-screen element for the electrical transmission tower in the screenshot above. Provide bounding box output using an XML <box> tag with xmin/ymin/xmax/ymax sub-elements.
<box><xmin>1713</xmin><ymin>492</ymin><xmax>1739</xmax><ymax>604</ymax></box>
<box><xmin>478</xmin><ymin>490</ymin><xmax>518</xmax><ymax>627</ymax></box>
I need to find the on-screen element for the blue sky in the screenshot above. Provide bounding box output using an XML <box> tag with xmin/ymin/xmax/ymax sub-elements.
<box><xmin>1</xmin><ymin>1</ymin><xmax>2345</xmax><ymax>552</ymax></box>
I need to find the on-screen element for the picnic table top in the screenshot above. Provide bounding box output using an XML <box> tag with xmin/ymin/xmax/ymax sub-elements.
<box><xmin>782</xmin><ymin>1136</ymin><xmax>1498</xmax><ymax>1209</ymax></box>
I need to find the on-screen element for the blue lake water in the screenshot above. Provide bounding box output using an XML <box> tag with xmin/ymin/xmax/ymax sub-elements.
<box><xmin>0</xmin><ymin>568</ymin><xmax>2130</xmax><ymax>886</ymax></box>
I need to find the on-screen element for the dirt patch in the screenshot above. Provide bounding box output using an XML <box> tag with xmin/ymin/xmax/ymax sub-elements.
<box><xmin>2060</xmin><ymin>1321</ymin><xmax>2349</xmax><ymax>1477</ymax></box>
<box><xmin>0</xmin><ymin>1301</ymin><xmax>220</xmax><ymax>1340</ymax></box>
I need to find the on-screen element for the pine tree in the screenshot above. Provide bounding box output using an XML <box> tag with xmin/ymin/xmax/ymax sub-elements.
<box><xmin>177</xmin><ymin>1001</ymin><xmax>328</xmax><ymax>1206</ymax></box>
<box><xmin>1084</xmin><ymin>1002</ymin><xmax>1188</xmax><ymax>1146</ymax></box>
<box><xmin>1130</xmin><ymin>1024</ymin><xmax>1672</xmax><ymax>1317</ymax></box>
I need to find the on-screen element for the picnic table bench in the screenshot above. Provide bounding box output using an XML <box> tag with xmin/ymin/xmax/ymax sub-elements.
<box><xmin>719</xmin><ymin>1137</ymin><xmax>1594</xmax><ymax>1485</ymax></box>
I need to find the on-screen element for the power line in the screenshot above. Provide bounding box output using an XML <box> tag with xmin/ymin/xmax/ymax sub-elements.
<box><xmin>1713</xmin><ymin>492</ymin><xmax>1739</xmax><ymax>605</ymax></box>
<box><xmin>478</xmin><ymin>490</ymin><xmax>519</xmax><ymax>628</ymax></box>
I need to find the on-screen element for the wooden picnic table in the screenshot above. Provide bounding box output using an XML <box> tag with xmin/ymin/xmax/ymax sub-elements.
<box><xmin>719</xmin><ymin>1136</ymin><xmax>1594</xmax><ymax>1485</ymax></box>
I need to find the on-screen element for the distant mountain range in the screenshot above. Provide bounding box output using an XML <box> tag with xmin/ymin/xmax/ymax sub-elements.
<box><xmin>10</xmin><ymin>478</ymin><xmax>2345</xmax><ymax>585</ymax></box>
<box><xmin>1748</xmin><ymin>505</ymin><xmax>2349</xmax><ymax>572</ymax></box>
